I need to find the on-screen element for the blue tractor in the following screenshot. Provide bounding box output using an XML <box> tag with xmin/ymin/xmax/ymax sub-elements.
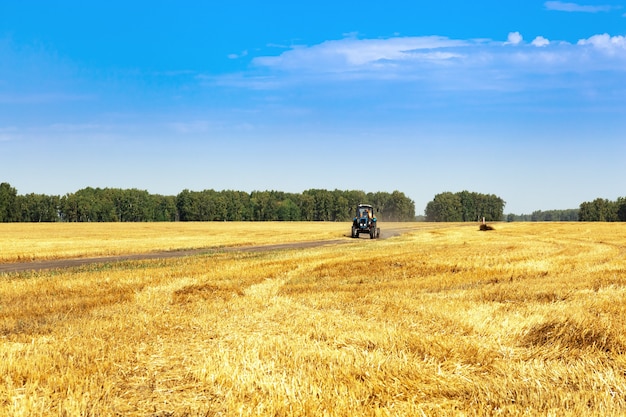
<box><xmin>351</xmin><ymin>204</ymin><xmax>381</xmax><ymax>239</ymax></box>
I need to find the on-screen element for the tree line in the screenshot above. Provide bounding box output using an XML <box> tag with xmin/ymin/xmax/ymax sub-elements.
<box><xmin>0</xmin><ymin>182</ymin><xmax>416</xmax><ymax>222</ymax></box>
<box><xmin>506</xmin><ymin>198</ymin><xmax>626</xmax><ymax>222</ymax></box>
<box><xmin>506</xmin><ymin>209</ymin><xmax>579</xmax><ymax>222</ymax></box>
<box><xmin>425</xmin><ymin>191</ymin><xmax>506</xmax><ymax>222</ymax></box>
<box><xmin>578</xmin><ymin>197</ymin><xmax>626</xmax><ymax>222</ymax></box>
<box><xmin>424</xmin><ymin>192</ymin><xmax>626</xmax><ymax>222</ymax></box>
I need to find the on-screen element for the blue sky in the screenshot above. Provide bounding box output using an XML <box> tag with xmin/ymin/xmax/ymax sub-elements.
<box><xmin>1</xmin><ymin>1</ymin><xmax>625</xmax><ymax>214</ymax></box>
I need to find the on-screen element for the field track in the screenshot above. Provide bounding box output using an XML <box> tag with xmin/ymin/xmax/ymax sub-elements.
<box><xmin>0</xmin><ymin>223</ymin><xmax>455</xmax><ymax>274</ymax></box>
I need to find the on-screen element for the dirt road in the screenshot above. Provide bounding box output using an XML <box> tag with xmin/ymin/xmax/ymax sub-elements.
<box><xmin>0</xmin><ymin>225</ymin><xmax>418</xmax><ymax>274</ymax></box>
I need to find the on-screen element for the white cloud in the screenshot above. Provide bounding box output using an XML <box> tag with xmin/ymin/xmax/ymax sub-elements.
<box><xmin>532</xmin><ymin>36</ymin><xmax>550</xmax><ymax>47</ymax></box>
<box><xmin>506</xmin><ymin>32</ymin><xmax>523</xmax><ymax>45</ymax></box>
<box><xmin>253</xmin><ymin>36</ymin><xmax>468</xmax><ymax>70</ymax></box>
<box><xmin>211</xmin><ymin>33</ymin><xmax>626</xmax><ymax>95</ymax></box>
<box><xmin>545</xmin><ymin>1</ymin><xmax>615</xmax><ymax>12</ymax></box>
<box><xmin>578</xmin><ymin>33</ymin><xmax>626</xmax><ymax>52</ymax></box>
<box><xmin>251</xmin><ymin>33</ymin><xmax>624</xmax><ymax>73</ymax></box>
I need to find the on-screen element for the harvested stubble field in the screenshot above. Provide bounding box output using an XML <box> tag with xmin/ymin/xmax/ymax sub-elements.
<box><xmin>0</xmin><ymin>222</ymin><xmax>370</xmax><ymax>264</ymax></box>
<box><xmin>1</xmin><ymin>222</ymin><xmax>626</xmax><ymax>416</ymax></box>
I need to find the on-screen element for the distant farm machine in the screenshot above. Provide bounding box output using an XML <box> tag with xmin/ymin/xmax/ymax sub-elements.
<box><xmin>351</xmin><ymin>204</ymin><xmax>381</xmax><ymax>239</ymax></box>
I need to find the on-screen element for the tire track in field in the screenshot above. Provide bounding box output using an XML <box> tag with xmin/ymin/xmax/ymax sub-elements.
<box><xmin>0</xmin><ymin>236</ymin><xmax>362</xmax><ymax>274</ymax></box>
<box><xmin>0</xmin><ymin>224</ymin><xmax>468</xmax><ymax>274</ymax></box>
<box><xmin>0</xmin><ymin>239</ymin><xmax>344</xmax><ymax>274</ymax></box>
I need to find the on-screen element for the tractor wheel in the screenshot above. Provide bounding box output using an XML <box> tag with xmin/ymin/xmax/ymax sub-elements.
<box><xmin>370</xmin><ymin>229</ymin><xmax>375</xmax><ymax>239</ymax></box>
<box><xmin>351</xmin><ymin>226</ymin><xmax>357</xmax><ymax>238</ymax></box>
<box><xmin>377</xmin><ymin>228</ymin><xmax>381</xmax><ymax>238</ymax></box>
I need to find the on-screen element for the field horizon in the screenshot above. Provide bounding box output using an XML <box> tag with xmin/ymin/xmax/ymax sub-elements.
<box><xmin>2</xmin><ymin>222</ymin><xmax>626</xmax><ymax>416</ymax></box>
<box><xmin>0</xmin><ymin>221</ymin><xmax>430</xmax><ymax>265</ymax></box>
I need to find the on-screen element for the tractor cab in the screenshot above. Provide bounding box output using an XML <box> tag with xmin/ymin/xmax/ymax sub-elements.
<box><xmin>357</xmin><ymin>206</ymin><xmax>373</xmax><ymax>219</ymax></box>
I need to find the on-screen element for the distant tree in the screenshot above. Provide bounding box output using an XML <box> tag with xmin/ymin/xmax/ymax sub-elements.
<box><xmin>303</xmin><ymin>189</ymin><xmax>333</xmax><ymax>221</ymax></box>
<box><xmin>316</xmin><ymin>189</ymin><xmax>334</xmax><ymax>221</ymax></box>
<box><xmin>222</xmin><ymin>190</ymin><xmax>251</xmax><ymax>221</ymax></box>
<box><xmin>506</xmin><ymin>209</ymin><xmax>579</xmax><ymax>222</ymax></box>
<box><xmin>361</xmin><ymin>191</ymin><xmax>415</xmax><ymax>222</ymax></box>
<box><xmin>9</xmin><ymin>186</ymin><xmax>418</xmax><ymax>223</ymax></box>
<box><xmin>425</xmin><ymin>192</ymin><xmax>462</xmax><ymax>222</ymax></box>
<box><xmin>18</xmin><ymin>193</ymin><xmax>60</xmax><ymax>222</ymax></box>
<box><xmin>425</xmin><ymin>191</ymin><xmax>504</xmax><ymax>222</ymax></box>
<box><xmin>277</xmin><ymin>198</ymin><xmax>301</xmax><ymax>221</ymax></box>
<box><xmin>298</xmin><ymin>193</ymin><xmax>315</xmax><ymax>221</ymax></box>
<box><xmin>251</xmin><ymin>190</ymin><xmax>279</xmax><ymax>221</ymax></box>
<box><xmin>152</xmin><ymin>195</ymin><xmax>177</xmax><ymax>221</ymax></box>
<box><xmin>385</xmin><ymin>190</ymin><xmax>416</xmax><ymax>221</ymax></box>
<box><xmin>332</xmin><ymin>193</ymin><xmax>350</xmax><ymax>221</ymax></box>
<box><xmin>0</xmin><ymin>182</ymin><xmax>19</xmax><ymax>222</ymax></box>
<box><xmin>367</xmin><ymin>191</ymin><xmax>391</xmax><ymax>219</ymax></box>
<box><xmin>618</xmin><ymin>197</ymin><xmax>626</xmax><ymax>222</ymax></box>
<box><xmin>579</xmin><ymin>198</ymin><xmax>618</xmax><ymax>221</ymax></box>
<box><xmin>59</xmin><ymin>188</ymin><xmax>101</xmax><ymax>222</ymax></box>
<box><xmin>457</xmin><ymin>190</ymin><xmax>476</xmax><ymax>222</ymax></box>
<box><xmin>211</xmin><ymin>192</ymin><xmax>229</xmax><ymax>221</ymax></box>
<box><xmin>114</xmin><ymin>189</ymin><xmax>153</xmax><ymax>222</ymax></box>
<box><xmin>343</xmin><ymin>190</ymin><xmax>368</xmax><ymax>216</ymax></box>
<box><xmin>175</xmin><ymin>189</ymin><xmax>195</xmax><ymax>221</ymax></box>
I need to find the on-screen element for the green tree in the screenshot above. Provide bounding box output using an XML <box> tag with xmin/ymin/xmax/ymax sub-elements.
<box><xmin>251</xmin><ymin>191</ymin><xmax>278</xmax><ymax>221</ymax></box>
<box><xmin>458</xmin><ymin>190</ymin><xmax>479</xmax><ymax>222</ymax></box>
<box><xmin>426</xmin><ymin>191</ymin><xmax>504</xmax><ymax>222</ymax></box>
<box><xmin>152</xmin><ymin>195</ymin><xmax>177</xmax><ymax>221</ymax></box>
<box><xmin>579</xmin><ymin>198</ymin><xmax>618</xmax><ymax>221</ymax></box>
<box><xmin>425</xmin><ymin>192</ymin><xmax>463</xmax><ymax>222</ymax></box>
<box><xmin>223</xmin><ymin>190</ymin><xmax>251</xmax><ymax>221</ymax></box>
<box><xmin>176</xmin><ymin>189</ymin><xmax>196</xmax><ymax>221</ymax></box>
<box><xmin>332</xmin><ymin>192</ymin><xmax>350</xmax><ymax>221</ymax></box>
<box><xmin>277</xmin><ymin>198</ymin><xmax>301</xmax><ymax>221</ymax></box>
<box><xmin>298</xmin><ymin>194</ymin><xmax>315</xmax><ymax>221</ymax></box>
<box><xmin>303</xmin><ymin>189</ymin><xmax>334</xmax><ymax>221</ymax></box>
<box><xmin>617</xmin><ymin>197</ymin><xmax>626</xmax><ymax>222</ymax></box>
<box><xmin>47</xmin><ymin>186</ymin><xmax>421</xmax><ymax>223</ymax></box>
<box><xmin>114</xmin><ymin>189</ymin><xmax>152</xmax><ymax>222</ymax></box>
<box><xmin>18</xmin><ymin>193</ymin><xmax>60</xmax><ymax>222</ymax></box>
<box><xmin>0</xmin><ymin>182</ymin><xmax>19</xmax><ymax>222</ymax></box>
<box><xmin>367</xmin><ymin>192</ymin><xmax>391</xmax><ymax>220</ymax></box>
<box><xmin>387</xmin><ymin>190</ymin><xmax>415</xmax><ymax>221</ymax></box>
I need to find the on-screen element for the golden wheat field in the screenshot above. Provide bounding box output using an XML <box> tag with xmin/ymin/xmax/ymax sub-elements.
<box><xmin>1</xmin><ymin>221</ymin><xmax>626</xmax><ymax>416</ymax></box>
<box><xmin>0</xmin><ymin>222</ymin><xmax>369</xmax><ymax>264</ymax></box>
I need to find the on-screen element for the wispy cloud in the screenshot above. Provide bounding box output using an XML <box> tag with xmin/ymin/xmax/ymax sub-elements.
<box><xmin>253</xmin><ymin>36</ymin><xmax>468</xmax><ymax>71</ymax></box>
<box><xmin>221</xmin><ymin>33</ymin><xmax>626</xmax><ymax>91</ymax></box>
<box><xmin>228</xmin><ymin>50</ymin><xmax>249</xmax><ymax>60</ymax></box>
<box><xmin>545</xmin><ymin>1</ymin><xmax>618</xmax><ymax>13</ymax></box>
